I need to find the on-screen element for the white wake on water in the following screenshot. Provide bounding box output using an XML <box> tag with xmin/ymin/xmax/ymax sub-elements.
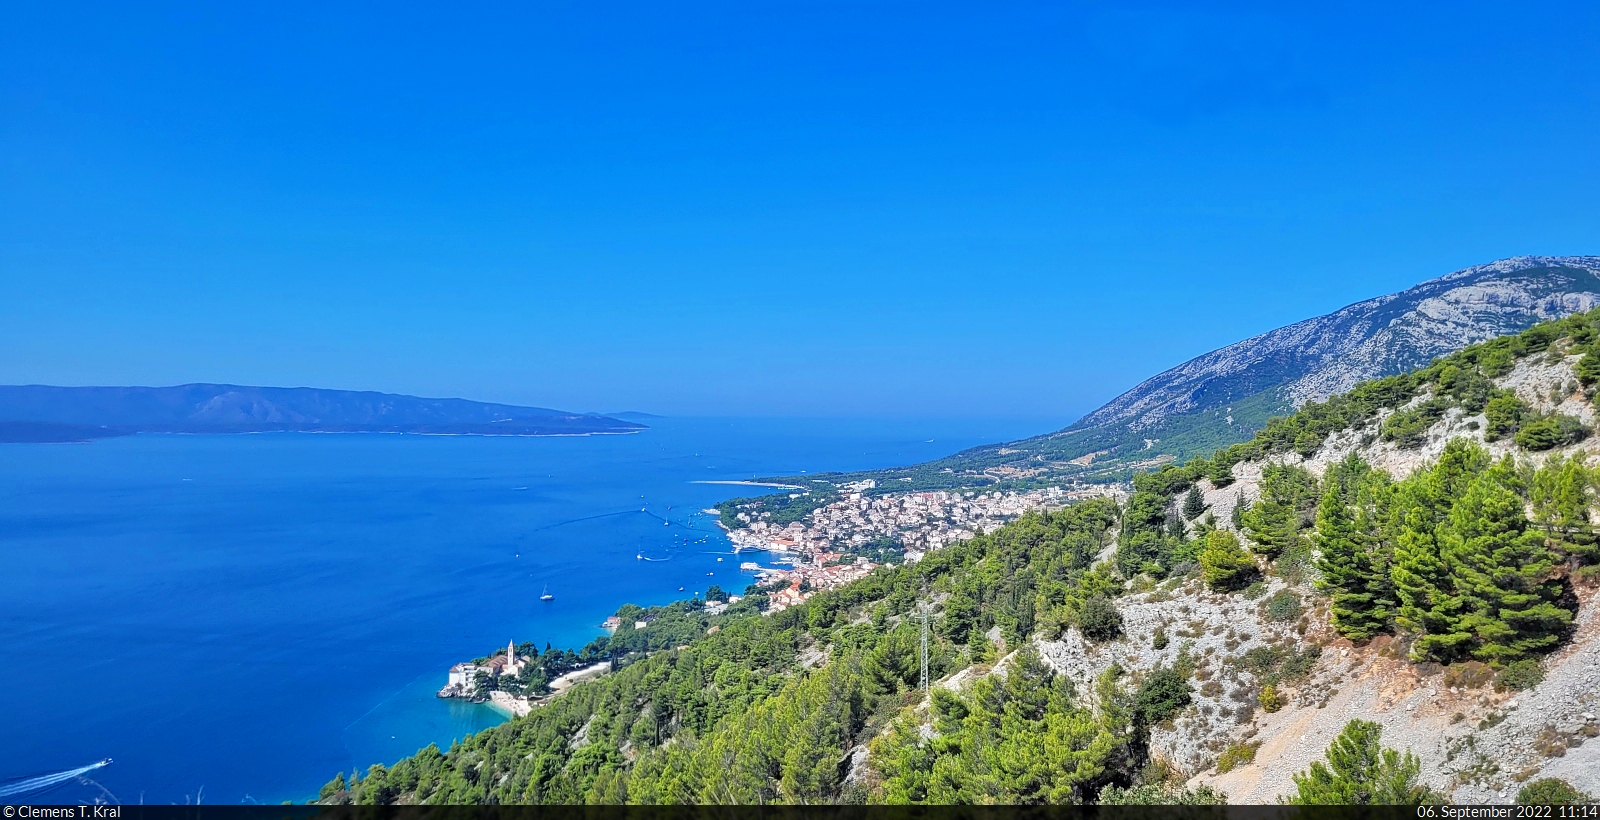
<box><xmin>0</xmin><ymin>759</ymin><xmax>112</xmax><ymax>797</ymax></box>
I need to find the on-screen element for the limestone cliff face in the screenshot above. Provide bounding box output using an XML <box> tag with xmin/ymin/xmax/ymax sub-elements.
<box><xmin>1077</xmin><ymin>256</ymin><xmax>1600</xmax><ymax>435</ymax></box>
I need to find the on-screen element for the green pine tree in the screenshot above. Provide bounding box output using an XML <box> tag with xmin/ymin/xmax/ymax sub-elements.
<box><xmin>1209</xmin><ymin>459</ymin><xmax>1236</xmax><ymax>487</ymax></box>
<box><xmin>1166</xmin><ymin>508</ymin><xmax>1187</xmax><ymax>541</ymax></box>
<box><xmin>1199</xmin><ymin>529</ymin><xmax>1256</xmax><ymax>591</ymax></box>
<box><xmin>1391</xmin><ymin>442</ymin><xmax>1487</xmax><ymax>661</ymax></box>
<box><xmin>319</xmin><ymin>773</ymin><xmax>347</xmax><ymax>801</ymax></box>
<box><xmin>1242</xmin><ymin>495</ymin><xmax>1297</xmax><ymax>557</ymax></box>
<box><xmin>1351</xmin><ymin>476</ymin><xmax>1397</xmax><ymax>627</ymax></box>
<box><xmin>1429</xmin><ymin>438</ymin><xmax>1492</xmax><ymax>501</ymax></box>
<box><xmin>1389</xmin><ymin>442</ymin><xmax>1577</xmax><ymax>664</ymax></box>
<box><xmin>1530</xmin><ymin>455</ymin><xmax>1600</xmax><ymax>564</ymax></box>
<box><xmin>1483</xmin><ymin>390</ymin><xmax>1527</xmax><ymax>441</ymax></box>
<box><xmin>1314</xmin><ymin>454</ymin><xmax>1395</xmax><ymax>640</ymax></box>
<box><xmin>1182</xmin><ymin>486</ymin><xmax>1206</xmax><ymax>520</ymax></box>
<box><xmin>1390</xmin><ymin>488</ymin><xmax>1451</xmax><ymax>649</ymax></box>
<box><xmin>1438</xmin><ymin>459</ymin><xmax>1573</xmax><ymax>663</ymax></box>
<box><xmin>1241</xmin><ymin>464</ymin><xmax>1318</xmax><ymax>558</ymax></box>
<box><xmin>1290</xmin><ymin>720</ymin><xmax>1439</xmax><ymax>805</ymax></box>
<box><xmin>873</xmin><ymin>647</ymin><xmax>1116</xmax><ymax>804</ymax></box>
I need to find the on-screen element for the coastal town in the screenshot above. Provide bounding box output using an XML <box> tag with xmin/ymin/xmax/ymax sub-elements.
<box><xmin>725</xmin><ymin>484</ymin><xmax>1124</xmax><ymax>562</ymax></box>
<box><xmin>731</xmin><ymin>554</ymin><xmax>881</xmax><ymax>613</ymax></box>
<box><xmin>717</xmin><ymin>483</ymin><xmax>1124</xmax><ymax>609</ymax></box>
<box><xmin>439</xmin><ymin>483</ymin><xmax>1124</xmax><ymax>711</ymax></box>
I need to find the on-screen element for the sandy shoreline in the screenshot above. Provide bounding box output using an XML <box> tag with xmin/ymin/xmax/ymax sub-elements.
<box><xmin>483</xmin><ymin>661</ymin><xmax>613</xmax><ymax>719</ymax></box>
<box><xmin>486</xmin><ymin>690</ymin><xmax>531</xmax><ymax>717</ymax></box>
<box><xmin>547</xmin><ymin>661</ymin><xmax>611</xmax><ymax>695</ymax></box>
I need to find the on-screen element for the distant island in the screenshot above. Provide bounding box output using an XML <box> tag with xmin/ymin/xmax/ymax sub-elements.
<box><xmin>0</xmin><ymin>384</ymin><xmax>646</xmax><ymax>443</ymax></box>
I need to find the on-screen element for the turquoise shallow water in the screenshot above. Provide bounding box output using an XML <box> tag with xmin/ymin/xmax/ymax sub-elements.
<box><xmin>0</xmin><ymin>416</ymin><xmax>1049</xmax><ymax>804</ymax></box>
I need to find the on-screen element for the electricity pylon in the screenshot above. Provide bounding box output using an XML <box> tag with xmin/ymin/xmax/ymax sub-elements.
<box><xmin>919</xmin><ymin>600</ymin><xmax>930</xmax><ymax>694</ymax></box>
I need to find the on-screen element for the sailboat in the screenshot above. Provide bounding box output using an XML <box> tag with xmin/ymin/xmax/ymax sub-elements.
<box><xmin>540</xmin><ymin>584</ymin><xmax>554</xmax><ymax>601</ymax></box>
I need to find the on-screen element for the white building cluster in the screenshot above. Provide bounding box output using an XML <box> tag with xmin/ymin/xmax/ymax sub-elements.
<box><xmin>751</xmin><ymin>554</ymin><xmax>880</xmax><ymax>613</ymax></box>
<box><xmin>728</xmin><ymin>485</ymin><xmax>1123</xmax><ymax>562</ymax></box>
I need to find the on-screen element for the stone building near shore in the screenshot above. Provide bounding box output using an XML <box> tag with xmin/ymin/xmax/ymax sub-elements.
<box><xmin>438</xmin><ymin>639</ymin><xmax>524</xmax><ymax>699</ymax></box>
<box><xmin>445</xmin><ymin>662</ymin><xmax>480</xmax><ymax>694</ymax></box>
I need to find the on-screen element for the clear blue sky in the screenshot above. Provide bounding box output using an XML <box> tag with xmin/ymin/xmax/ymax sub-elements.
<box><xmin>4</xmin><ymin>2</ymin><xmax>1599</xmax><ymax>420</ymax></box>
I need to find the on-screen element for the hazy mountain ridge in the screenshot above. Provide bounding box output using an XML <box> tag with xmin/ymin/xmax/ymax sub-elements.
<box><xmin>1075</xmin><ymin>255</ymin><xmax>1600</xmax><ymax>434</ymax></box>
<box><xmin>0</xmin><ymin>384</ymin><xmax>644</xmax><ymax>441</ymax></box>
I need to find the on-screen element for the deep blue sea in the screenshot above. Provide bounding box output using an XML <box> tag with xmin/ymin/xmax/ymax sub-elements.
<box><xmin>0</xmin><ymin>416</ymin><xmax>1049</xmax><ymax>805</ymax></box>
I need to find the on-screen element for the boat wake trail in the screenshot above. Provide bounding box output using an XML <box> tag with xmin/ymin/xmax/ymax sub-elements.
<box><xmin>525</xmin><ymin>509</ymin><xmax>638</xmax><ymax>533</ymax></box>
<box><xmin>0</xmin><ymin>760</ymin><xmax>112</xmax><ymax>798</ymax></box>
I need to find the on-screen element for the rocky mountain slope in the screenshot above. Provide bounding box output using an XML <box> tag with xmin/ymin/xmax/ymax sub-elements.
<box><xmin>841</xmin><ymin>311</ymin><xmax>1600</xmax><ymax>803</ymax></box>
<box><xmin>794</xmin><ymin>256</ymin><xmax>1600</xmax><ymax>491</ymax></box>
<box><xmin>1069</xmin><ymin>322</ymin><xmax>1600</xmax><ymax>803</ymax></box>
<box><xmin>1035</xmin><ymin>569</ymin><xmax>1598</xmax><ymax>803</ymax></box>
<box><xmin>1003</xmin><ymin>255</ymin><xmax>1600</xmax><ymax>476</ymax></box>
<box><xmin>1081</xmin><ymin>256</ymin><xmax>1600</xmax><ymax>430</ymax></box>
<box><xmin>0</xmin><ymin>384</ymin><xmax>644</xmax><ymax>441</ymax></box>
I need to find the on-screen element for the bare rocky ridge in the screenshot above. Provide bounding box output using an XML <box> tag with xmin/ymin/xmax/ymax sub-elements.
<box><xmin>1079</xmin><ymin>256</ymin><xmax>1600</xmax><ymax>434</ymax></box>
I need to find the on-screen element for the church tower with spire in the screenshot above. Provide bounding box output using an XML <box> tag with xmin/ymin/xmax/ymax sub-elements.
<box><xmin>504</xmin><ymin>640</ymin><xmax>522</xmax><ymax>677</ymax></box>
